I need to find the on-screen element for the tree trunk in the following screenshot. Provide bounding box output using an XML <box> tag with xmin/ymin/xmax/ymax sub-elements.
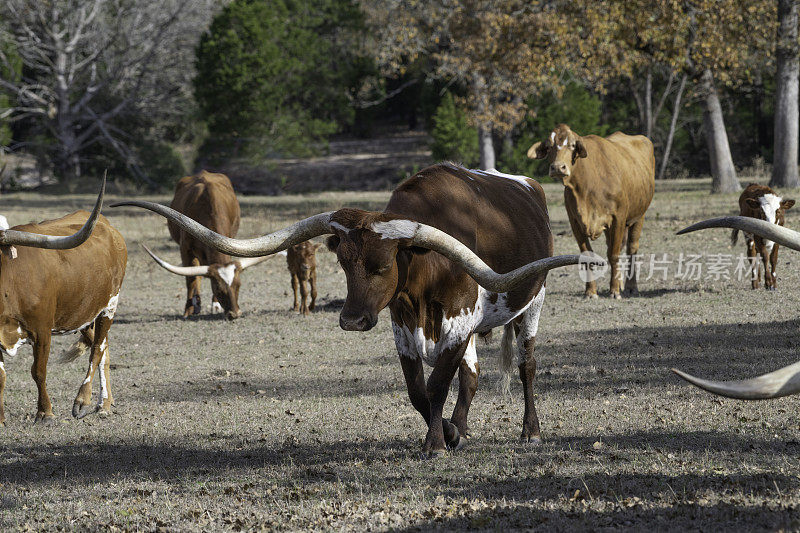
<box><xmin>700</xmin><ymin>69</ymin><xmax>740</xmax><ymax>193</ymax></box>
<box><xmin>644</xmin><ymin>67</ymin><xmax>653</xmax><ymax>138</ymax></box>
<box><xmin>658</xmin><ymin>73</ymin><xmax>688</xmax><ymax>180</ymax></box>
<box><xmin>771</xmin><ymin>0</ymin><xmax>800</xmax><ymax>189</ymax></box>
<box><xmin>478</xmin><ymin>125</ymin><xmax>495</xmax><ymax>170</ymax></box>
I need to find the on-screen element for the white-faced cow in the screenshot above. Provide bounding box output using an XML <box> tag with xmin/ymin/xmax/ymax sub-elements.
<box><xmin>674</xmin><ymin>216</ymin><xmax>800</xmax><ymax>399</ymax></box>
<box><xmin>528</xmin><ymin>124</ymin><xmax>655</xmax><ymax>299</ymax></box>
<box><xmin>0</xmin><ymin>179</ymin><xmax>126</xmax><ymax>424</ymax></box>
<box><xmin>142</xmin><ymin>171</ymin><xmax>271</xmax><ymax>320</ymax></box>
<box><xmin>113</xmin><ymin>163</ymin><xmax>600</xmax><ymax>456</ymax></box>
<box><xmin>287</xmin><ymin>241</ymin><xmax>321</xmax><ymax>315</ymax></box>
<box><xmin>731</xmin><ymin>183</ymin><xmax>795</xmax><ymax>290</ymax></box>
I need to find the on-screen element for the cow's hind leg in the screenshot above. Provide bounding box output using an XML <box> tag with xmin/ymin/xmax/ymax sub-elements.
<box><xmin>450</xmin><ymin>335</ymin><xmax>479</xmax><ymax>439</ymax></box>
<box><xmin>309</xmin><ymin>270</ymin><xmax>317</xmax><ymax>312</ymax></box>
<box><xmin>747</xmin><ymin>238</ymin><xmax>759</xmax><ymax>289</ymax></box>
<box><xmin>623</xmin><ymin>218</ymin><xmax>644</xmax><ymax>296</ymax></box>
<box><xmin>72</xmin><ymin>315</ymin><xmax>113</xmax><ymax>419</ymax></box>
<box><xmin>518</xmin><ymin>286</ymin><xmax>546</xmax><ymax>444</ymax></box>
<box><xmin>291</xmin><ymin>273</ymin><xmax>300</xmax><ymax>311</ymax></box>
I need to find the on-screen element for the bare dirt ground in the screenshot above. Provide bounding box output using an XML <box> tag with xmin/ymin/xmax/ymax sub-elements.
<box><xmin>2</xmin><ymin>177</ymin><xmax>800</xmax><ymax>531</ymax></box>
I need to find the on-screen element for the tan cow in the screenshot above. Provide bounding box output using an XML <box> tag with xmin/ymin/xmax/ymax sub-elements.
<box><xmin>528</xmin><ymin>124</ymin><xmax>655</xmax><ymax>299</ymax></box>
<box><xmin>0</xmin><ymin>180</ymin><xmax>126</xmax><ymax>424</ymax></box>
<box><xmin>287</xmin><ymin>241</ymin><xmax>321</xmax><ymax>315</ymax></box>
<box><xmin>142</xmin><ymin>171</ymin><xmax>271</xmax><ymax>320</ymax></box>
<box><xmin>113</xmin><ymin>163</ymin><xmax>604</xmax><ymax>456</ymax></box>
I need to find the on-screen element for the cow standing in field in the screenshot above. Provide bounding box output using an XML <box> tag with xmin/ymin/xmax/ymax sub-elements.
<box><xmin>0</xmin><ymin>181</ymin><xmax>126</xmax><ymax>424</ymax></box>
<box><xmin>287</xmin><ymin>241</ymin><xmax>321</xmax><ymax>315</ymax></box>
<box><xmin>731</xmin><ymin>183</ymin><xmax>795</xmax><ymax>290</ymax></box>
<box><xmin>114</xmin><ymin>163</ymin><xmax>599</xmax><ymax>456</ymax></box>
<box><xmin>142</xmin><ymin>171</ymin><xmax>271</xmax><ymax>320</ymax></box>
<box><xmin>528</xmin><ymin>124</ymin><xmax>655</xmax><ymax>299</ymax></box>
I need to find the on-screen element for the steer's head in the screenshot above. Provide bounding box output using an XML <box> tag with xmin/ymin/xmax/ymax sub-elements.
<box><xmin>745</xmin><ymin>194</ymin><xmax>795</xmax><ymax>226</ymax></box>
<box><xmin>207</xmin><ymin>261</ymin><xmax>243</xmax><ymax>320</ymax></box>
<box><xmin>326</xmin><ymin>209</ymin><xmax>427</xmax><ymax>331</ymax></box>
<box><xmin>287</xmin><ymin>241</ymin><xmax>321</xmax><ymax>279</ymax></box>
<box><xmin>527</xmin><ymin>123</ymin><xmax>587</xmax><ymax>180</ymax></box>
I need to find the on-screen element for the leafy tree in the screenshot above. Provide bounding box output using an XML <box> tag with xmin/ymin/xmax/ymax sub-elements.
<box><xmin>430</xmin><ymin>92</ymin><xmax>478</xmax><ymax>166</ymax></box>
<box><xmin>195</xmin><ymin>0</ymin><xmax>365</xmax><ymax>162</ymax></box>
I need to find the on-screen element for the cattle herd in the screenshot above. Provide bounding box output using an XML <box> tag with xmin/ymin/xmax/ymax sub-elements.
<box><xmin>0</xmin><ymin>123</ymin><xmax>798</xmax><ymax>458</ymax></box>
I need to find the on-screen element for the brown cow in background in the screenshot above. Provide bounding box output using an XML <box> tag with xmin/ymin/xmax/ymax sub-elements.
<box><xmin>287</xmin><ymin>241</ymin><xmax>321</xmax><ymax>315</ymax></box>
<box><xmin>528</xmin><ymin>124</ymin><xmax>654</xmax><ymax>299</ymax></box>
<box><xmin>731</xmin><ymin>183</ymin><xmax>795</xmax><ymax>290</ymax></box>
<box><xmin>142</xmin><ymin>171</ymin><xmax>270</xmax><ymax>320</ymax></box>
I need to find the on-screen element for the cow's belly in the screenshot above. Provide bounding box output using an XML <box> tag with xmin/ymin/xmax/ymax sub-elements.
<box><xmin>392</xmin><ymin>287</ymin><xmax>535</xmax><ymax>368</ymax></box>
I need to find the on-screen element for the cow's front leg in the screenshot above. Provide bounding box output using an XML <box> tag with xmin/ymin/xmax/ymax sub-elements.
<box><xmin>606</xmin><ymin>220</ymin><xmax>626</xmax><ymax>299</ymax></box>
<box><xmin>299</xmin><ymin>278</ymin><xmax>310</xmax><ymax>316</ymax></box>
<box><xmin>746</xmin><ymin>238</ymin><xmax>760</xmax><ymax>289</ymax></box>
<box><xmin>768</xmin><ymin>244</ymin><xmax>780</xmax><ymax>290</ymax></box>
<box><xmin>450</xmin><ymin>336</ymin><xmax>478</xmax><ymax>439</ymax></box>
<box><xmin>32</xmin><ymin>332</ymin><xmax>54</xmax><ymax>423</ymax></box>
<box><xmin>423</xmin><ymin>344</ymin><xmax>467</xmax><ymax>457</ymax></box>
<box><xmin>309</xmin><ymin>270</ymin><xmax>317</xmax><ymax>312</ymax></box>
<box><xmin>760</xmin><ymin>244</ymin><xmax>774</xmax><ymax>290</ymax></box>
<box><xmin>567</xmin><ymin>211</ymin><xmax>598</xmax><ymax>299</ymax></box>
<box><xmin>291</xmin><ymin>274</ymin><xmax>300</xmax><ymax>311</ymax></box>
<box><xmin>0</xmin><ymin>354</ymin><xmax>6</xmax><ymax>427</ymax></box>
<box><xmin>73</xmin><ymin>316</ymin><xmax>113</xmax><ymax>418</ymax></box>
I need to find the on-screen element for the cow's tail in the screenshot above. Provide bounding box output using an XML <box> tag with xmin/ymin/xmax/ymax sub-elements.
<box><xmin>730</xmin><ymin>228</ymin><xmax>739</xmax><ymax>247</ymax></box>
<box><xmin>58</xmin><ymin>328</ymin><xmax>94</xmax><ymax>363</ymax></box>
<box><xmin>499</xmin><ymin>323</ymin><xmax>515</xmax><ymax>395</ymax></box>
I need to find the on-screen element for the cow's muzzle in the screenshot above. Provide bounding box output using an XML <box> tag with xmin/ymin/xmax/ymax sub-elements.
<box><xmin>549</xmin><ymin>162</ymin><xmax>569</xmax><ymax>178</ymax></box>
<box><xmin>339</xmin><ymin>311</ymin><xmax>377</xmax><ymax>331</ymax></box>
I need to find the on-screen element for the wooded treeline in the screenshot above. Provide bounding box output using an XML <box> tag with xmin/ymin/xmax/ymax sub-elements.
<box><xmin>0</xmin><ymin>0</ymin><xmax>797</xmax><ymax>192</ymax></box>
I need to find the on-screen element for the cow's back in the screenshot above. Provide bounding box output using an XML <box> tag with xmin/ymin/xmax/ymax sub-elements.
<box><xmin>169</xmin><ymin>171</ymin><xmax>240</xmax><ymax>243</ymax></box>
<box><xmin>3</xmin><ymin>212</ymin><xmax>127</xmax><ymax>330</ymax></box>
<box><xmin>574</xmin><ymin>132</ymin><xmax>655</xmax><ymax>223</ymax></box>
<box><xmin>386</xmin><ymin>163</ymin><xmax>552</xmax><ymax>303</ymax></box>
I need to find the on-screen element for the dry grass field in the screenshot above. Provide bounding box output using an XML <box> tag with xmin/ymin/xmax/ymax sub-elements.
<box><xmin>2</xmin><ymin>177</ymin><xmax>800</xmax><ymax>531</ymax></box>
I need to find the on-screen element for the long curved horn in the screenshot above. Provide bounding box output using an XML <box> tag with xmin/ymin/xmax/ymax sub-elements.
<box><xmin>112</xmin><ymin>201</ymin><xmax>600</xmax><ymax>292</ymax></box>
<box><xmin>110</xmin><ymin>200</ymin><xmax>334</xmax><ymax>257</ymax></box>
<box><xmin>141</xmin><ymin>244</ymin><xmax>210</xmax><ymax>277</ymax></box>
<box><xmin>370</xmin><ymin>219</ymin><xmax>600</xmax><ymax>292</ymax></box>
<box><xmin>678</xmin><ymin>216</ymin><xmax>800</xmax><ymax>251</ymax></box>
<box><xmin>672</xmin><ymin>362</ymin><xmax>800</xmax><ymax>400</ymax></box>
<box><xmin>238</xmin><ymin>250</ymin><xmax>287</xmax><ymax>270</ymax></box>
<box><xmin>0</xmin><ymin>173</ymin><xmax>105</xmax><ymax>249</ymax></box>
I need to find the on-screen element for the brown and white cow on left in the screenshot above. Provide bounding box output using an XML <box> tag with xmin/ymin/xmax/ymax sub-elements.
<box><xmin>0</xmin><ymin>180</ymin><xmax>127</xmax><ymax>424</ymax></box>
<box><xmin>731</xmin><ymin>183</ymin><xmax>795</xmax><ymax>290</ymax></box>
<box><xmin>113</xmin><ymin>163</ymin><xmax>600</xmax><ymax>457</ymax></box>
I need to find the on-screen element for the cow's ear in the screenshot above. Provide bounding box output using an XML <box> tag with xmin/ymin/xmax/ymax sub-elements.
<box><xmin>746</xmin><ymin>198</ymin><xmax>761</xmax><ymax>209</ymax></box>
<box><xmin>527</xmin><ymin>141</ymin><xmax>548</xmax><ymax>159</ymax></box>
<box><xmin>782</xmin><ymin>199</ymin><xmax>795</xmax><ymax>210</ymax></box>
<box><xmin>575</xmin><ymin>140</ymin><xmax>588</xmax><ymax>159</ymax></box>
<box><xmin>325</xmin><ymin>235</ymin><xmax>340</xmax><ymax>252</ymax></box>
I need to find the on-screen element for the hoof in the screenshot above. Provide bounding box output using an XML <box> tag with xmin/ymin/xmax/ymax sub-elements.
<box><xmin>584</xmin><ymin>293</ymin><xmax>599</xmax><ymax>300</ymax></box>
<box><xmin>34</xmin><ymin>413</ymin><xmax>56</xmax><ymax>425</ymax></box>
<box><xmin>521</xmin><ymin>435</ymin><xmax>542</xmax><ymax>446</ymax></box>
<box><xmin>610</xmin><ymin>292</ymin><xmax>622</xmax><ymax>300</ymax></box>
<box><xmin>448</xmin><ymin>436</ymin><xmax>467</xmax><ymax>452</ymax></box>
<box><xmin>72</xmin><ymin>402</ymin><xmax>96</xmax><ymax>419</ymax></box>
<box><xmin>420</xmin><ymin>448</ymin><xmax>447</xmax><ymax>460</ymax></box>
<box><xmin>97</xmin><ymin>407</ymin><xmax>112</xmax><ymax>418</ymax></box>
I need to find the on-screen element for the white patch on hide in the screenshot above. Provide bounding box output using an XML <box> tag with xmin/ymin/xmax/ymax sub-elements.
<box><xmin>102</xmin><ymin>293</ymin><xmax>119</xmax><ymax>318</ymax></box>
<box><xmin>371</xmin><ymin>219</ymin><xmax>418</xmax><ymax>240</ymax></box>
<box><xmin>515</xmin><ymin>286</ymin><xmax>545</xmax><ymax>366</ymax></box>
<box><xmin>218</xmin><ymin>264</ymin><xmax>236</xmax><ymax>286</ymax></box>
<box><xmin>463</xmin><ymin>335</ymin><xmax>478</xmax><ymax>373</ymax></box>
<box><xmin>211</xmin><ymin>301</ymin><xmax>223</xmax><ymax>314</ymax></box>
<box><xmin>472</xmin><ymin>168</ymin><xmax>534</xmax><ymax>190</ymax></box>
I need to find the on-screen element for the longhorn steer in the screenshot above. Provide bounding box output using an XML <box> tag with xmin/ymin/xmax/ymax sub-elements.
<box><xmin>528</xmin><ymin>124</ymin><xmax>655</xmax><ymax>299</ymax></box>
<box><xmin>287</xmin><ymin>241</ymin><xmax>321</xmax><ymax>315</ymax></box>
<box><xmin>142</xmin><ymin>171</ymin><xmax>270</xmax><ymax>320</ymax></box>
<box><xmin>674</xmin><ymin>216</ymin><xmax>800</xmax><ymax>398</ymax></box>
<box><xmin>112</xmin><ymin>163</ymin><xmax>598</xmax><ymax>456</ymax></box>
<box><xmin>731</xmin><ymin>183</ymin><xmax>795</xmax><ymax>290</ymax></box>
<box><xmin>0</xmin><ymin>180</ymin><xmax>123</xmax><ymax>424</ymax></box>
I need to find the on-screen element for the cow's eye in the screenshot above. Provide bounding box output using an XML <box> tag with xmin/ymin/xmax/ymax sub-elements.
<box><xmin>374</xmin><ymin>264</ymin><xmax>391</xmax><ymax>275</ymax></box>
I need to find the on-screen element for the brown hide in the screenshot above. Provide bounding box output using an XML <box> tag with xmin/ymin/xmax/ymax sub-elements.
<box><xmin>529</xmin><ymin>124</ymin><xmax>654</xmax><ymax>298</ymax></box>
<box><xmin>0</xmin><ymin>211</ymin><xmax>127</xmax><ymax>422</ymax></box>
<box><xmin>168</xmin><ymin>171</ymin><xmax>243</xmax><ymax>318</ymax></box>
<box><xmin>735</xmin><ymin>183</ymin><xmax>795</xmax><ymax>290</ymax></box>
<box><xmin>286</xmin><ymin>241</ymin><xmax>320</xmax><ymax>315</ymax></box>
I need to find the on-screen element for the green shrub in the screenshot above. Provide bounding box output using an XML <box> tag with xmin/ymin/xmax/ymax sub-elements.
<box><xmin>430</xmin><ymin>92</ymin><xmax>479</xmax><ymax>167</ymax></box>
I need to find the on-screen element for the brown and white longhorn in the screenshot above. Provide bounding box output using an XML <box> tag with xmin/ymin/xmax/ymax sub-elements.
<box><xmin>113</xmin><ymin>163</ymin><xmax>603</xmax><ymax>456</ymax></box>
